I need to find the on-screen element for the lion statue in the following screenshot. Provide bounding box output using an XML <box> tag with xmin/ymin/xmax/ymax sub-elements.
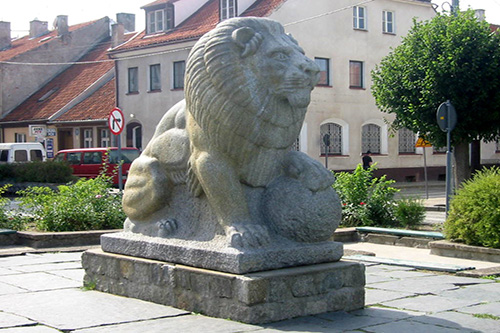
<box><xmin>122</xmin><ymin>17</ymin><xmax>341</xmax><ymax>249</ymax></box>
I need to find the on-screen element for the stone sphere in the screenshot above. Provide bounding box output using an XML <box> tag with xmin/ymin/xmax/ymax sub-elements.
<box><xmin>262</xmin><ymin>177</ymin><xmax>341</xmax><ymax>242</ymax></box>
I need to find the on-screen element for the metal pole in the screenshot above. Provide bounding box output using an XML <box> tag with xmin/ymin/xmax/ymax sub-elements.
<box><xmin>118</xmin><ymin>133</ymin><xmax>123</xmax><ymax>191</ymax></box>
<box><xmin>325</xmin><ymin>146</ymin><xmax>329</xmax><ymax>170</ymax></box>
<box><xmin>445</xmin><ymin>101</ymin><xmax>452</xmax><ymax>216</ymax></box>
<box><xmin>423</xmin><ymin>146</ymin><xmax>429</xmax><ymax>199</ymax></box>
<box><xmin>451</xmin><ymin>0</ymin><xmax>459</xmax><ymax>15</ymax></box>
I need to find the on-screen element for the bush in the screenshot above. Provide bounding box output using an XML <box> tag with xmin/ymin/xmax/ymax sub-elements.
<box><xmin>0</xmin><ymin>184</ymin><xmax>28</xmax><ymax>231</ymax></box>
<box><xmin>333</xmin><ymin>164</ymin><xmax>399</xmax><ymax>227</ymax></box>
<box><xmin>444</xmin><ymin>167</ymin><xmax>500</xmax><ymax>249</ymax></box>
<box><xmin>394</xmin><ymin>197</ymin><xmax>426</xmax><ymax>229</ymax></box>
<box><xmin>0</xmin><ymin>161</ymin><xmax>75</xmax><ymax>183</ymax></box>
<box><xmin>16</xmin><ymin>175</ymin><xmax>125</xmax><ymax>232</ymax></box>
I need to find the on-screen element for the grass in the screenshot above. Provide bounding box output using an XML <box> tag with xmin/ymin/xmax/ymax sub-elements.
<box><xmin>473</xmin><ymin>313</ymin><xmax>500</xmax><ymax>320</ymax></box>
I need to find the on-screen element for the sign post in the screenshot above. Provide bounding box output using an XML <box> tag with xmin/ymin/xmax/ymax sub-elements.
<box><xmin>323</xmin><ymin>133</ymin><xmax>330</xmax><ymax>169</ymax></box>
<box><xmin>436</xmin><ymin>101</ymin><xmax>457</xmax><ymax>215</ymax></box>
<box><xmin>108</xmin><ymin>107</ymin><xmax>125</xmax><ymax>191</ymax></box>
<box><xmin>415</xmin><ymin>137</ymin><xmax>432</xmax><ymax>199</ymax></box>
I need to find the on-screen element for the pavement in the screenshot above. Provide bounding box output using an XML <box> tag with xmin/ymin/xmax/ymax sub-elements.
<box><xmin>1</xmin><ymin>181</ymin><xmax>499</xmax><ymax>332</ymax></box>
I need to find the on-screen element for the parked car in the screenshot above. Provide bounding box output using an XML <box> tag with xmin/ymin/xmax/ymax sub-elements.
<box><xmin>53</xmin><ymin>147</ymin><xmax>140</xmax><ymax>185</ymax></box>
<box><xmin>0</xmin><ymin>142</ymin><xmax>47</xmax><ymax>163</ymax></box>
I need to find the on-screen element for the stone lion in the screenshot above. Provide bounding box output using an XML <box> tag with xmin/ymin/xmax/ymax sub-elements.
<box><xmin>122</xmin><ymin>17</ymin><xmax>340</xmax><ymax>249</ymax></box>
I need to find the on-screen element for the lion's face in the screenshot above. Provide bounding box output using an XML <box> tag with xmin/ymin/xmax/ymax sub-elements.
<box><xmin>256</xmin><ymin>34</ymin><xmax>320</xmax><ymax>109</ymax></box>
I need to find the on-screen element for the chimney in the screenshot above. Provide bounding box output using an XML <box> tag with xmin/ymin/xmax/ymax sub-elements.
<box><xmin>0</xmin><ymin>21</ymin><xmax>11</xmax><ymax>50</ymax></box>
<box><xmin>55</xmin><ymin>15</ymin><xmax>69</xmax><ymax>36</ymax></box>
<box><xmin>116</xmin><ymin>13</ymin><xmax>135</xmax><ymax>32</ymax></box>
<box><xmin>30</xmin><ymin>19</ymin><xmax>49</xmax><ymax>38</ymax></box>
<box><xmin>474</xmin><ymin>9</ymin><xmax>486</xmax><ymax>21</ymax></box>
<box><xmin>111</xmin><ymin>23</ymin><xmax>125</xmax><ymax>48</ymax></box>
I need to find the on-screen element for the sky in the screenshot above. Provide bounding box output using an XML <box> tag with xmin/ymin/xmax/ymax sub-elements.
<box><xmin>1</xmin><ymin>0</ymin><xmax>500</xmax><ymax>39</ymax></box>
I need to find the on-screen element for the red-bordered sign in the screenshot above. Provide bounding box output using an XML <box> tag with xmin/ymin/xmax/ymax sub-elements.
<box><xmin>108</xmin><ymin>107</ymin><xmax>124</xmax><ymax>135</ymax></box>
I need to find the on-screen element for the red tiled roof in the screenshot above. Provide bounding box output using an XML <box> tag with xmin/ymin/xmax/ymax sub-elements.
<box><xmin>0</xmin><ymin>20</ymin><xmax>97</xmax><ymax>62</ymax></box>
<box><xmin>54</xmin><ymin>78</ymin><xmax>115</xmax><ymax>122</ymax></box>
<box><xmin>111</xmin><ymin>0</ymin><xmax>287</xmax><ymax>53</ymax></box>
<box><xmin>2</xmin><ymin>38</ymin><xmax>114</xmax><ymax>122</ymax></box>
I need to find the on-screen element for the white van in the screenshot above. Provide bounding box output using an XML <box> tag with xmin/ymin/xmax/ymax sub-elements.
<box><xmin>0</xmin><ymin>143</ymin><xmax>47</xmax><ymax>163</ymax></box>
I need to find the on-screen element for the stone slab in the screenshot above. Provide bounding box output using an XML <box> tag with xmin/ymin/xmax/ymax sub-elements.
<box><xmin>456</xmin><ymin>266</ymin><xmax>500</xmax><ymax>278</ymax></box>
<box><xmin>101</xmin><ymin>232</ymin><xmax>343</xmax><ymax>274</ymax></box>
<box><xmin>82</xmin><ymin>248</ymin><xmax>365</xmax><ymax>324</ymax></box>
<box><xmin>0</xmin><ymin>288</ymin><xmax>188</xmax><ymax>331</ymax></box>
<box><xmin>0</xmin><ymin>310</ymin><xmax>36</xmax><ymax>328</ymax></box>
<box><xmin>17</xmin><ymin>230</ymin><xmax>119</xmax><ymax>248</ymax></box>
<box><xmin>362</xmin><ymin>318</ymin><xmax>474</xmax><ymax>333</ymax></box>
<box><xmin>413</xmin><ymin>310</ymin><xmax>500</xmax><ymax>332</ymax></box>
<box><xmin>430</xmin><ymin>240</ymin><xmax>500</xmax><ymax>263</ymax></box>
<box><xmin>344</xmin><ymin>255</ymin><xmax>475</xmax><ymax>272</ymax></box>
<box><xmin>381</xmin><ymin>294</ymin><xmax>481</xmax><ymax>313</ymax></box>
<box><xmin>0</xmin><ymin>272</ymin><xmax>81</xmax><ymax>292</ymax></box>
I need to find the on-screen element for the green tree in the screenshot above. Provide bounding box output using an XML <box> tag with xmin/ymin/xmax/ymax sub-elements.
<box><xmin>371</xmin><ymin>10</ymin><xmax>500</xmax><ymax>185</ymax></box>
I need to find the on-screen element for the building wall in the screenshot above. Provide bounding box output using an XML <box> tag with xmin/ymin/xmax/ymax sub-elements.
<box><xmin>0</xmin><ymin>17</ymin><xmax>110</xmax><ymax>116</ymax></box>
<box><xmin>269</xmin><ymin>0</ymin><xmax>442</xmax><ymax>174</ymax></box>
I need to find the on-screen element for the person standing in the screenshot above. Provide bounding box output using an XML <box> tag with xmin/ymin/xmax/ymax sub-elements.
<box><xmin>362</xmin><ymin>150</ymin><xmax>373</xmax><ymax>170</ymax></box>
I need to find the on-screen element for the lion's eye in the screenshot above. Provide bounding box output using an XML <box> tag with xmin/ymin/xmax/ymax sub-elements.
<box><xmin>271</xmin><ymin>51</ymin><xmax>289</xmax><ymax>61</ymax></box>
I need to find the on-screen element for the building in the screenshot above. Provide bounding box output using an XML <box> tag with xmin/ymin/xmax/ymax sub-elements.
<box><xmin>0</xmin><ymin>15</ymin><xmax>135</xmax><ymax>157</ymax></box>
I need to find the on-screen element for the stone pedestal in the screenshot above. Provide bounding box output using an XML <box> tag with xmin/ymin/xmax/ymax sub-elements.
<box><xmin>82</xmin><ymin>248</ymin><xmax>365</xmax><ymax>324</ymax></box>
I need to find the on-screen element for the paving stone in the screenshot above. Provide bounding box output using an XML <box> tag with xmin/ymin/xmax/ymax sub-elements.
<box><xmin>0</xmin><ymin>281</ymin><xmax>27</xmax><ymax>295</ymax></box>
<box><xmin>0</xmin><ymin>272</ymin><xmax>81</xmax><ymax>291</ymax></box>
<box><xmin>314</xmin><ymin>310</ymin><xmax>397</xmax><ymax>331</ymax></box>
<box><xmin>440</xmin><ymin>283</ymin><xmax>500</xmax><ymax>303</ymax></box>
<box><xmin>410</xmin><ymin>274</ymin><xmax>493</xmax><ymax>286</ymax></box>
<box><xmin>413</xmin><ymin>310</ymin><xmax>500</xmax><ymax>332</ymax></box>
<box><xmin>364</xmin><ymin>288</ymin><xmax>416</xmax><ymax>306</ymax></box>
<box><xmin>0</xmin><ymin>289</ymin><xmax>189</xmax><ymax>331</ymax></box>
<box><xmin>365</xmin><ymin>318</ymin><xmax>478</xmax><ymax>333</ymax></box>
<box><xmin>261</xmin><ymin>314</ymin><xmax>345</xmax><ymax>332</ymax></box>
<box><xmin>74</xmin><ymin>314</ymin><xmax>261</xmax><ymax>333</ymax></box>
<box><xmin>365</xmin><ymin>264</ymin><xmax>416</xmax><ymax>273</ymax></box>
<box><xmin>381</xmin><ymin>295</ymin><xmax>482</xmax><ymax>313</ymax></box>
<box><xmin>457</xmin><ymin>302</ymin><xmax>500</xmax><ymax>317</ymax></box>
<box><xmin>366</xmin><ymin>277</ymin><xmax>459</xmax><ymax>294</ymax></box>
<box><xmin>368</xmin><ymin>269</ymin><xmax>435</xmax><ymax>279</ymax></box>
<box><xmin>0</xmin><ymin>326</ymin><xmax>61</xmax><ymax>332</ymax></box>
<box><xmin>10</xmin><ymin>262</ymin><xmax>82</xmax><ymax>273</ymax></box>
<box><xmin>48</xmin><ymin>268</ymin><xmax>84</xmax><ymax>282</ymax></box>
<box><xmin>0</xmin><ymin>311</ymin><xmax>36</xmax><ymax>328</ymax></box>
<box><xmin>351</xmin><ymin>306</ymin><xmax>424</xmax><ymax>320</ymax></box>
<box><xmin>0</xmin><ymin>267</ymin><xmax>16</xmax><ymax>276</ymax></box>
<box><xmin>365</xmin><ymin>274</ymin><xmax>395</xmax><ymax>284</ymax></box>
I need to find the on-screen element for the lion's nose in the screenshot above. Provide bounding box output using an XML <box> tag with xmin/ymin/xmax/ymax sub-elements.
<box><xmin>299</xmin><ymin>59</ymin><xmax>320</xmax><ymax>76</ymax></box>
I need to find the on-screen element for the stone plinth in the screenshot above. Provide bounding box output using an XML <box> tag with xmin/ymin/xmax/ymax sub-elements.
<box><xmin>82</xmin><ymin>248</ymin><xmax>365</xmax><ymax>324</ymax></box>
<box><xmin>101</xmin><ymin>232</ymin><xmax>344</xmax><ymax>274</ymax></box>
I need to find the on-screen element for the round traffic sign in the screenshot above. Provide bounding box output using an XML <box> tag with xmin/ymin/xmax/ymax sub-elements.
<box><xmin>436</xmin><ymin>101</ymin><xmax>457</xmax><ymax>133</ymax></box>
<box><xmin>108</xmin><ymin>107</ymin><xmax>124</xmax><ymax>135</ymax></box>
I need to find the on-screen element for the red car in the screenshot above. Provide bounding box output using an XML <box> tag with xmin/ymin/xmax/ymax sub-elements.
<box><xmin>53</xmin><ymin>147</ymin><xmax>140</xmax><ymax>186</ymax></box>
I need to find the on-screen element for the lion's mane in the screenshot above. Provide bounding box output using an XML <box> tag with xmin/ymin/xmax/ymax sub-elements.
<box><xmin>185</xmin><ymin>18</ymin><xmax>307</xmax><ymax>187</ymax></box>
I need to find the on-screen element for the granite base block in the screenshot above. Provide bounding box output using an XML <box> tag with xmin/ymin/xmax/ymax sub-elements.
<box><xmin>82</xmin><ymin>248</ymin><xmax>365</xmax><ymax>324</ymax></box>
<box><xmin>101</xmin><ymin>232</ymin><xmax>344</xmax><ymax>274</ymax></box>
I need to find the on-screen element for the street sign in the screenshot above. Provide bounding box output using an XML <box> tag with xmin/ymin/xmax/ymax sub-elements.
<box><xmin>415</xmin><ymin>137</ymin><xmax>432</xmax><ymax>148</ymax></box>
<box><xmin>436</xmin><ymin>101</ymin><xmax>457</xmax><ymax>132</ymax></box>
<box><xmin>108</xmin><ymin>107</ymin><xmax>124</xmax><ymax>135</ymax></box>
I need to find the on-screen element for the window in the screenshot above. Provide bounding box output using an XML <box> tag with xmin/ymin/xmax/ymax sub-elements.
<box><xmin>165</xmin><ymin>4</ymin><xmax>174</xmax><ymax>30</ymax></box>
<box><xmin>398</xmin><ymin>128</ymin><xmax>416</xmax><ymax>153</ymax></box>
<box><xmin>0</xmin><ymin>150</ymin><xmax>8</xmax><ymax>162</ymax></box>
<box><xmin>15</xmin><ymin>133</ymin><xmax>26</xmax><ymax>143</ymax></box>
<box><xmin>30</xmin><ymin>150</ymin><xmax>43</xmax><ymax>161</ymax></box>
<box><xmin>83</xmin><ymin>129</ymin><xmax>93</xmax><ymax>148</ymax></box>
<box><xmin>315</xmin><ymin>58</ymin><xmax>330</xmax><ymax>86</ymax></box>
<box><xmin>99</xmin><ymin>129</ymin><xmax>110</xmax><ymax>148</ymax></box>
<box><xmin>83</xmin><ymin>152</ymin><xmax>102</xmax><ymax>164</ymax></box>
<box><xmin>148</xmin><ymin>9</ymin><xmax>164</xmax><ymax>33</ymax></box>
<box><xmin>383</xmin><ymin>11</ymin><xmax>395</xmax><ymax>34</ymax></box>
<box><xmin>349</xmin><ymin>61</ymin><xmax>364</xmax><ymax>88</ymax></box>
<box><xmin>353</xmin><ymin>6</ymin><xmax>366</xmax><ymax>30</ymax></box>
<box><xmin>173</xmin><ymin>61</ymin><xmax>185</xmax><ymax>89</ymax></box>
<box><xmin>320</xmin><ymin>123</ymin><xmax>342</xmax><ymax>155</ymax></box>
<box><xmin>362</xmin><ymin>124</ymin><xmax>381</xmax><ymax>154</ymax></box>
<box><xmin>150</xmin><ymin>64</ymin><xmax>161</xmax><ymax>91</ymax></box>
<box><xmin>67</xmin><ymin>152</ymin><xmax>82</xmax><ymax>164</ymax></box>
<box><xmin>291</xmin><ymin>137</ymin><xmax>300</xmax><ymax>152</ymax></box>
<box><xmin>128</xmin><ymin>67</ymin><xmax>138</xmax><ymax>93</ymax></box>
<box><xmin>14</xmin><ymin>150</ymin><xmax>28</xmax><ymax>162</ymax></box>
<box><xmin>496</xmin><ymin>140</ymin><xmax>500</xmax><ymax>152</ymax></box>
<box><xmin>220</xmin><ymin>0</ymin><xmax>236</xmax><ymax>21</ymax></box>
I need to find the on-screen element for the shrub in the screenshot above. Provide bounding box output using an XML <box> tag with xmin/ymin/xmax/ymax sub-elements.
<box><xmin>394</xmin><ymin>197</ymin><xmax>426</xmax><ymax>229</ymax></box>
<box><xmin>444</xmin><ymin>167</ymin><xmax>500</xmax><ymax>249</ymax></box>
<box><xmin>0</xmin><ymin>161</ymin><xmax>75</xmax><ymax>183</ymax></box>
<box><xmin>0</xmin><ymin>184</ymin><xmax>28</xmax><ymax>231</ymax></box>
<box><xmin>17</xmin><ymin>175</ymin><xmax>125</xmax><ymax>232</ymax></box>
<box><xmin>333</xmin><ymin>164</ymin><xmax>399</xmax><ymax>227</ymax></box>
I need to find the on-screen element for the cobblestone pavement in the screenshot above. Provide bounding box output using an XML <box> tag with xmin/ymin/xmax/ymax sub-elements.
<box><xmin>0</xmin><ymin>251</ymin><xmax>499</xmax><ymax>332</ymax></box>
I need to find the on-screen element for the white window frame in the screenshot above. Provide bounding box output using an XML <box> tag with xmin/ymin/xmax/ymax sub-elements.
<box><xmin>83</xmin><ymin>129</ymin><xmax>93</xmax><ymax>148</ymax></box>
<box><xmin>398</xmin><ymin>127</ymin><xmax>416</xmax><ymax>154</ymax></box>
<box><xmin>383</xmin><ymin>10</ymin><xmax>395</xmax><ymax>34</ymax></box>
<box><xmin>15</xmin><ymin>133</ymin><xmax>27</xmax><ymax>143</ymax></box>
<box><xmin>148</xmin><ymin>9</ymin><xmax>164</xmax><ymax>34</ymax></box>
<box><xmin>100</xmin><ymin>129</ymin><xmax>110</xmax><ymax>148</ymax></box>
<box><xmin>361</xmin><ymin>119</ymin><xmax>388</xmax><ymax>155</ymax></box>
<box><xmin>220</xmin><ymin>0</ymin><xmax>236</xmax><ymax>21</ymax></box>
<box><xmin>321</xmin><ymin>118</ymin><xmax>349</xmax><ymax>156</ymax></box>
<box><xmin>353</xmin><ymin>6</ymin><xmax>367</xmax><ymax>30</ymax></box>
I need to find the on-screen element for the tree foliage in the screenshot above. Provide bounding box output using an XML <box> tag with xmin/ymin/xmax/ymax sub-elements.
<box><xmin>371</xmin><ymin>10</ymin><xmax>500</xmax><ymax>148</ymax></box>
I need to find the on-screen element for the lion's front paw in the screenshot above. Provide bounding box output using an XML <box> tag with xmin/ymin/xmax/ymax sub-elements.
<box><xmin>284</xmin><ymin>151</ymin><xmax>335</xmax><ymax>192</ymax></box>
<box><xmin>225</xmin><ymin>223</ymin><xmax>270</xmax><ymax>249</ymax></box>
<box><xmin>157</xmin><ymin>218</ymin><xmax>178</xmax><ymax>238</ymax></box>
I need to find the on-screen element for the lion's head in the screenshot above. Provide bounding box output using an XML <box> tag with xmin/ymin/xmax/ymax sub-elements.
<box><xmin>185</xmin><ymin>17</ymin><xmax>319</xmax><ymax>158</ymax></box>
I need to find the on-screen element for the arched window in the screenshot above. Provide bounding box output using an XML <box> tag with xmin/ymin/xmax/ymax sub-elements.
<box><xmin>320</xmin><ymin>123</ymin><xmax>342</xmax><ymax>155</ymax></box>
<box><xmin>126</xmin><ymin>122</ymin><xmax>142</xmax><ymax>151</ymax></box>
<box><xmin>361</xmin><ymin>123</ymin><xmax>380</xmax><ymax>154</ymax></box>
<box><xmin>398</xmin><ymin>127</ymin><xmax>416</xmax><ymax>153</ymax></box>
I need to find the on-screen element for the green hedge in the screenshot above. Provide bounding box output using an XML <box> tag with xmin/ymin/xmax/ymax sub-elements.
<box><xmin>0</xmin><ymin>161</ymin><xmax>75</xmax><ymax>183</ymax></box>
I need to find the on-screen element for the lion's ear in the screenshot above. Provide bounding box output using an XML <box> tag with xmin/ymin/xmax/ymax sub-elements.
<box><xmin>232</xmin><ymin>27</ymin><xmax>263</xmax><ymax>58</ymax></box>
